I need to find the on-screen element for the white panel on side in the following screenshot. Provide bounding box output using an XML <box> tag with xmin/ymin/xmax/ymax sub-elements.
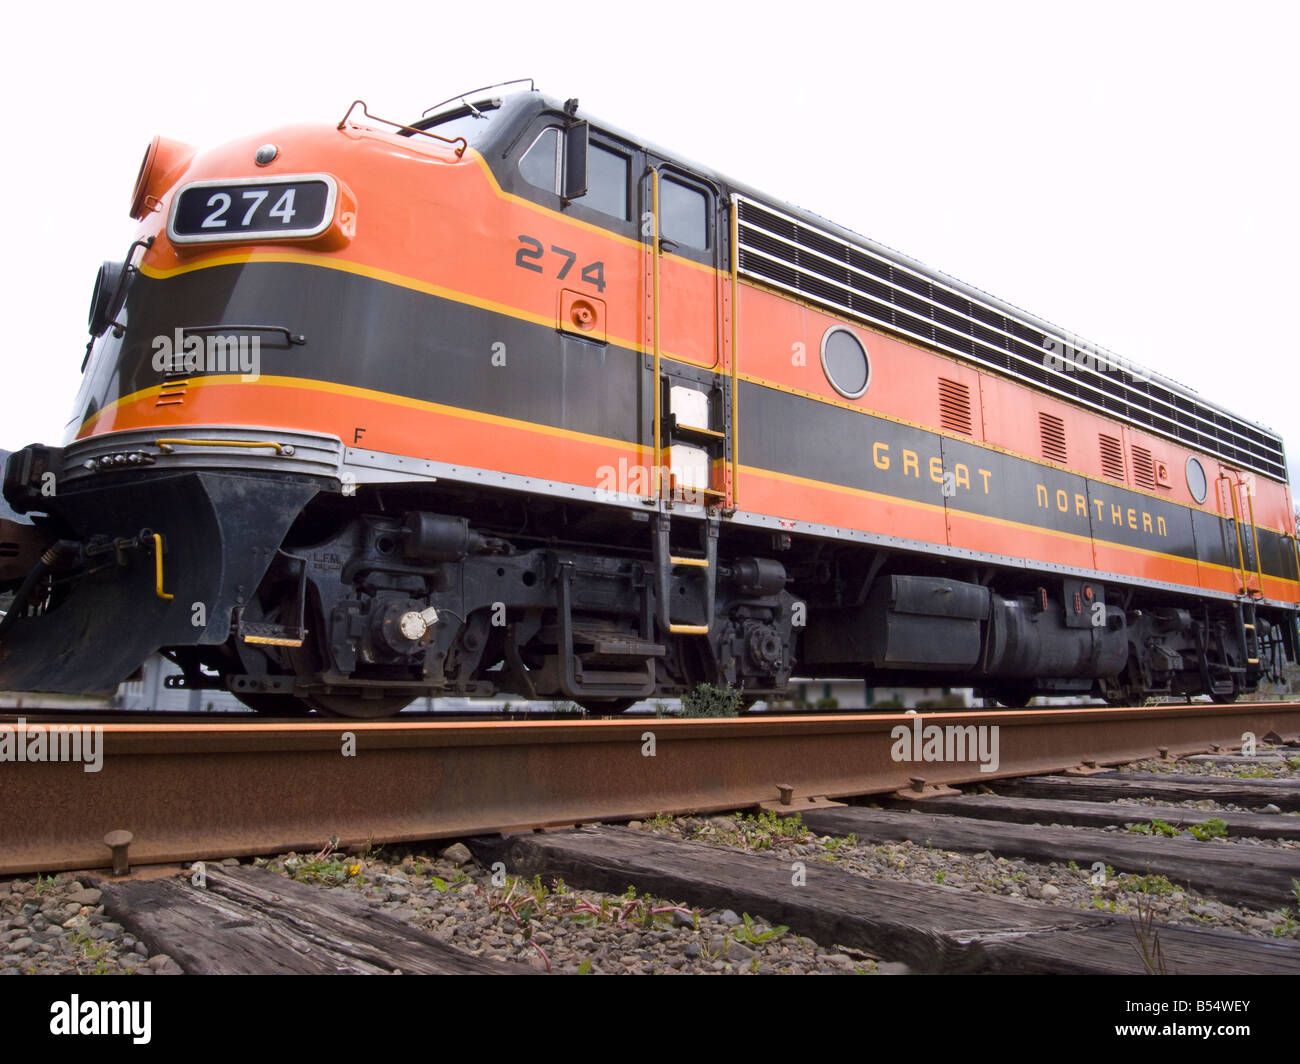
<box><xmin>669</xmin><ymin>385</ymin><xmax>710</xmax><ymax>430</ymax></box>
<box><xmin>668</xmin><ymin>444</ymin><xmax>710</xmax><ymax>490</ymax></box>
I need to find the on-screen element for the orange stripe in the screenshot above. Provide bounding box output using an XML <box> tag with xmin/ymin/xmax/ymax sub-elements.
<box><xmin>83</xmin><ymin>377</ymin><xmax>646</xmax><ymax>489</ymax></box>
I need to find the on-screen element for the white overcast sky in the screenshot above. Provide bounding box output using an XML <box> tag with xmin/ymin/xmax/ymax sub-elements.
<box><xmin>3</xmin><ymin>1</ymin><xmax>1297</xmax><ymax>487</ymax></box>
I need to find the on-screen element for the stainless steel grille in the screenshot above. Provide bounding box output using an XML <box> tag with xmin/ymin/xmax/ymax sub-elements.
<box><xmin>734</xmin><ymin>195</ymin><xmax>1287</xmax><ymax>481</ymax></box>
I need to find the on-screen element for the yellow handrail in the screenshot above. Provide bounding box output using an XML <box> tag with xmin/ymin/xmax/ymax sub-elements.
<box><xmin>650</xmin><ymin>168</ymin><xmax>662</xmax><ymax>500</ymax></box>
<box><xmin>152</xmin><ymin>533</ymin><xmax>174</xmax><ymax>601</ymax></box>
<box><xmin>1245</xmin><ymin>485</ymin><xmax>1265</xmax><ymax>594</ymax></box>
<box><xmin>1224</xmin><ymin>475</ymin><xmax>1249</xmax><ymax>594</ymax></box>
<box><xmin>156</xmin><ymin>438</ymin><xmax>288</xmax><ymax>455</ymax></box>
<box><xmin>729</xmin><ymin>194</ymin><xmax>740</xmax><ymax>509</ymax></box>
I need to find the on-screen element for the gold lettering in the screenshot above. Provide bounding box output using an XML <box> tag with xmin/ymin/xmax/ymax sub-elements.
<box><xmin>929</xmin><ymin>456</ymin><xmax>944</xmax><ymax>484</ymax></box>
<box><xmin>903</xmin><ymin>450</ymin><xmax>919</xmax><ymax>478</ymax></box>
<box><xmin>1075</xmin><ymin>493</ymin><xmax>1087</xmax><ymax>517</ymax></box>
<box><xmin>1111</xmin><ymin>504</ymin><xmax>1123</xmax><ymax>525</ymax></box>
<box><xmin>873</xmin><ymin>442</ymin><xmax>890</xmax><ymax>470</ymax></box>
<box><xmin>978</xmin><ymin>469</ymin><xmax>992</xmax><ymax>494</ymax></box>
<box><xmin>955</xmin><ymin>464</ymin><xmax>970</xmax><ymax>491</ymax></box>
<box><xmin>1157</xmin><ymin>516</ymin><xmax>1167</xmax><ymax>536</ymax></box>
<box><xmin>1127</xmin><ymin>507</ymin><xmax>1138</xmax><ymax>530</ymax></box>
<box><xmin>1093</xmin><ymin>498</ymin><xmax>1104</xmax><ymax>522</ymax></box>
<box><xmin>1142</xmin><ymin>512</ymin><xmax>1153</xmax><ymax>533</ymax></box>
<box><xmin>1056</xmin><ymin>489</ymin><xmax>1069</xmax><ymax>513</ymax></box>
<box><xmin>1036</xmin><ymin>484</ymin><xmax>1049</xmax><ymax>508</ymax></box>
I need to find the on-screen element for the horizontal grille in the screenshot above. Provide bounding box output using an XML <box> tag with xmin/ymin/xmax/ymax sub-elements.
<box><xmin>735</xmin><ymin>195</ymin><xmax>1287</xmax><ymax>481</ymax></box>
<box><xmin>1099</xmin><ymin>433</ymin><xmax>1126</xmax><ymax>480</ymax></box>
<box><xmin>1039</xmin><ymin>413</ymin><xmax>1068</xmax><ymax>464</ymax></box>
<box><xmin>938</xmin><ymin>378</ymin><xmax>972</xmax><ymax>435</ymax></box>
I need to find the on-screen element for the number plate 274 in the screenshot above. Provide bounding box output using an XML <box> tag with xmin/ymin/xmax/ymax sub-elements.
<box><xmin>169</xmin><ymin>175</ymin><xmax>336</xmax><ymax>244</ymax></box>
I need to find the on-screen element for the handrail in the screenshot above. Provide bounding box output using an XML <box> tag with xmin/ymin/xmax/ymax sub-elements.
<box><xmin>1245</xmin><ymin>485</ymin><xmax>1266</xmax><ymax>595</ymax></box>
<box><xmin>337</xmin><ymin>100</ymin><xmax>466</xmax><ymax>157</ymax></box>
<box><xmin>729</xmin><ymin>194</ymin><xmax>740</xmax><ymax>509</ymax></box>
<box><xmin>420</xmin><ymin>79</ymin><xmax>535</xmax><ymax>118</ymax></box>
<box><xmin>152</xmin><ymin>533</ymin><xmax>173</xmax><ymax>602</ymax></box>
<box><xmin>155</xmin><ymin>438</ymin><xmax>292</xmax><ymax>456</ymax></box>
<box><xmin>650</xmin><ymin>167</ymin><xmax>662</xmax><ymax>500</ymax></box>
<box><xmin>1223</xmin><ymin>474</ymin><xmax>1250</xmax><ymax>594</ymax></box>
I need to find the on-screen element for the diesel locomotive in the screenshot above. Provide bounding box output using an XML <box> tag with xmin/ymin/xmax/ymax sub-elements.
<box><xmin>1</xmin><ymin>82</ymin><xmax>1296</xmax><ymax>716</ymax></box>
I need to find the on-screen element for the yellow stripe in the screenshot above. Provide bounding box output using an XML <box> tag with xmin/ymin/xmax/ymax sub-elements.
<box><xmin>86</xmin><ymin>374</ymin><xmax>651</xmax><ymax>456</ymax></box>
<box><xmin>138</xmin><ymin>248</ymin><xmax>728</xmax><ymax>371</ymax></box>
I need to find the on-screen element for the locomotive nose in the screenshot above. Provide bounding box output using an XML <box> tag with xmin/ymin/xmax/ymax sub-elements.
<box><xmin>0</xmin><ymin>464</ymin><xmax>318</xmax><ymax>695</ymax></box>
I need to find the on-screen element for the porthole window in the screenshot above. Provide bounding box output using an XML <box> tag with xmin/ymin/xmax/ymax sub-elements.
<box><xmin>1186</xmin><ymin>456</ymin><xmax>1208</xmax><ymax>504</ymax></box>
<box><xmin>820</xmin><ymin>326</ymin><xmax>870</xmax><ymax>399</ymax></box>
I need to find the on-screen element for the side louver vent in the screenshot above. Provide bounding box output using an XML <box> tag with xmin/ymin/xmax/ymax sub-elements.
<box><xmin>1039</xmin><ymin>412</ymin><xmax>1068</xmax><ymax>464</ymax></box>
<box><xmin>1099</xmin><ymin>433</ymin><xmax>1126</xmax><ymax>480</ymax></box>
<box><xmin>938</xmin><ymin>378</ymin><xmax>972</xmax><ymax>435</ymax></box>
<box><xmin>1131</xmin><ymin>444</ymin><xmax>1156</xmax><ymax>490</ymax></box>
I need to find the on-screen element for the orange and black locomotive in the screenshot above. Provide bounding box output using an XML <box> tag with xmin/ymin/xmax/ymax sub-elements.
<box><xmin>2</xmin><ymin>82</ymin><xmax>1296</xmax><ymax>715</ymax></box>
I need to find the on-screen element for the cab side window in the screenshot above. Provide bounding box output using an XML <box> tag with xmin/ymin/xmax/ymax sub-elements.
<box><xmin>585</xmin><ymin>143</ymin><xmax>630</xmax><ymax>220</ymax></box>
<box><xmin>519</xmin><ymin>128</ymin><xmax>560</xmax><ymax>192</ymax></box>
<box><xmin>517</xmin><ymin>126</ymin><xmax>630</xmax><ymax>222</ymax></box>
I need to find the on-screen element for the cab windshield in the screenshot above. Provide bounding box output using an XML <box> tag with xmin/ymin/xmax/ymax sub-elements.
<box><xmin>408</xmin><ymin>102</ymin><xmax>500</xmax><ymax>147</ymax></box>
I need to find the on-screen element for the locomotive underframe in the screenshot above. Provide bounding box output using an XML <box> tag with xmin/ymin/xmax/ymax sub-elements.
<box><xmin>3</xmin><ymin>432</ymin><xmax>1292</xmax><ymax>715</ymax></box>
<box><xmin>208</xmin><ymin>470</ymin><xmax>1292</xmax><ymax>714</ymax></box>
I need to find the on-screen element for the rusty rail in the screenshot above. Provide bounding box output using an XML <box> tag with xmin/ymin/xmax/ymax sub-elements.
<box><xmin>2</xmin><ymin>703</ymin><xmax>1299</xmax><ymax>876</ymax></box>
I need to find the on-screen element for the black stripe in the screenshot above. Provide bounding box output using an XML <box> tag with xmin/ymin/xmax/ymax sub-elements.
<box><xmin>82</xmin><ymin>261</ymin><xmax>641</xmax><ymax>445</ymax></box>
<box><xmin>740</xmin><ymin>380</ymin><xmax>1295</xmax><ymax>581</ymax></box>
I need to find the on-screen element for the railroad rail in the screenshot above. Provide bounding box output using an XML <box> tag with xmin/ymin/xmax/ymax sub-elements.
<box><xmin>3</xmin><ymin>703</ymin><xmax>1299</xmax><ymax>876</ymax></box>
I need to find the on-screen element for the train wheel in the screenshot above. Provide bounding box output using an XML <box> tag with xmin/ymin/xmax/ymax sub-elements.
<box><xmin>581</xmin><ymin>697</ymin><xmax>639</xmax><ymax>717</ymax></box>
<box><xmin>990</xmin><ymin>687</ymin><xmax>1034</xmax><ymax>709</ymax></box>
<box><xmin>299</xmin><ymin>691</ymin><xmax>414</xmax><ymax>719</ymax></box>
<box><xmin>232</xmin><ymin>691</ymin><xmax>316</xmax><ymax>717</ymax></box>
<box><xmin>282</xmin><ymin>609</ymin><xmax>413</xmax><ymax>719</ymax></box>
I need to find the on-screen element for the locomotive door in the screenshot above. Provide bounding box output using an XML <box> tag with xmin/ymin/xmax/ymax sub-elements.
<box><xmin>1217</xmin><ymin>469</ymin><xmax>1263</xmax><ymax>596</ymax></box>
<box><xmin>642</xmin><ymin>162</ymin><xmax>732</xmax><ymax>508</ymax></box>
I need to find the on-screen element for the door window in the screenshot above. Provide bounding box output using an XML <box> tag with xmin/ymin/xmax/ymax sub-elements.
<box><xmin>661</xmin><ymin>175</ymin><xmax>709</xmax><ymax>250</ymax></box>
